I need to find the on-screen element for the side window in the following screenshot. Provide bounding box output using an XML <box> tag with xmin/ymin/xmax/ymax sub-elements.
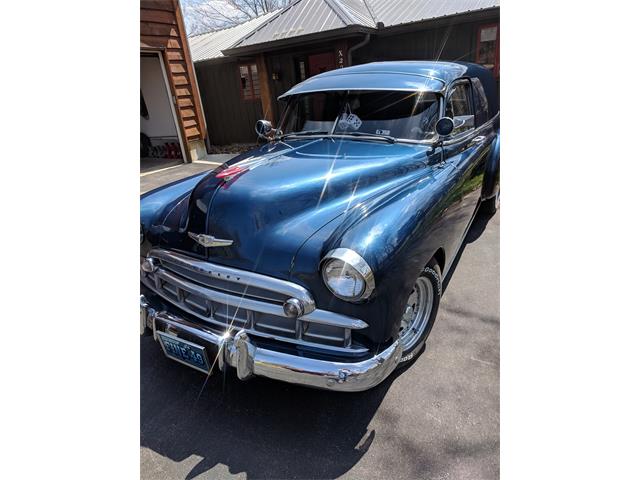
<box><xmin>445</xmin><ymin>81</ymin><xmax>475</xmax><ymax>136</ymax></box>
<box><xmin>471</xmin><ymin>78</ymin><xmax>489</xmax><ymax>125</ymax></box>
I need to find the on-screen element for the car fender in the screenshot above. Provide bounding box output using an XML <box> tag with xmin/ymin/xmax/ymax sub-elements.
<box><xmin>291</xmin><ymin>164</ymin><xmax>458</xmax><ymax>343</ymax></box>
<box><xmin>481</xmin><ymin>130</ymin><xmax>500</xmax><ymax>199</ymax></box>
<box><xmin>140</xmin><ymin>171</ymin><xmax>212</xmax><ymax>254</ymax></box>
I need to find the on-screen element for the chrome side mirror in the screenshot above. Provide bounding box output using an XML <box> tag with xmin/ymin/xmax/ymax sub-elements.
<box><xmin>255</xmin><ymin>119</ymin><xmax>273</xmax><ymax>139</ymax></box>
<box><xmin>435</xmin><ymin>117</ymin><xmax>455</xmax><ymax>137</ymax></box>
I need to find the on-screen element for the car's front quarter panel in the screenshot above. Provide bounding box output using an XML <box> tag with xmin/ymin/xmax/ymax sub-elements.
<box><xmin>140</xmin><ymin>170</ymin><xmax>214</xmax><ymax>256</ymax></box>
<box><xmin>289</xmin><ymin>158</ymin><xmax>461</xmax><ymax>345</ymax></box>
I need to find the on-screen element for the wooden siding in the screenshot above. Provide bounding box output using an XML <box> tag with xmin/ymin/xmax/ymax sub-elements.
<box><xmin>140</xmin><ymin>0</ymin><xmax>207</xmax><ymax>149</ymax></box>
<box><xmin>195</xmin><ymin>61</ymin><xmax>263</xmax><ymax>145</ymax></box>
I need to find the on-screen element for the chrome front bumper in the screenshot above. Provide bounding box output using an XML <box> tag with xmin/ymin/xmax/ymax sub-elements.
<box><xmin>141</xmin><ymin>295</ymin><xmax>402</xmax><ymax>392</ymax></box>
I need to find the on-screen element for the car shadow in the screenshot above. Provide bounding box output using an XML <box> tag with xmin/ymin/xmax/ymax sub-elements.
<box><xmin>442</xmin><ymin>208</ymin><xmax>495</xmax><ymax>293</ymax></box>
<box><xmin>140</xmin><ymin>335</ymin><xmax>400</xmax><ymax>479</ymax></box>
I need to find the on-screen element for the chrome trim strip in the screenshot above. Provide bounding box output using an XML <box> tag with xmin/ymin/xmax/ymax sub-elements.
<box><xmin>149</xmin><ymin>248</ymin><xmax>316</xmax><ymax>314</ymax></box>
<box><xmin>148</xmin><ymin>310</ymin><xmax>402</xmax><ymax>392</ymax></box>
<box><xmin>321</xmin><ymin>248</ymin><xmax>376</xmax><ymax>302</ymax></box>
<box><xmin>153</xmin><ymin>268</ymin><xmax>367</xmax><ymax>330</ymax></box>
<box><xmin>441</xmin><ymin>113</ymin><xmax>499</xmax><ymax>147</ymax></box>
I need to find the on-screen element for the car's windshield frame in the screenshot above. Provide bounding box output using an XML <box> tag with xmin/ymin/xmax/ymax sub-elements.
<box><xmin>275</xmin><ymin>90</ymin><xmax>445</xmax><ymax>145</ymax></box>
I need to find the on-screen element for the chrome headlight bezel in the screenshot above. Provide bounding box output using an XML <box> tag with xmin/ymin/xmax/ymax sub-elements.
<box><xmin>320</xmin><ymin>248</ymin><xmax>375</xmax><ymax>302</ymax></box>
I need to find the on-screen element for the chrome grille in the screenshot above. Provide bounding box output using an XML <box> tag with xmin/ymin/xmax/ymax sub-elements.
<box><xmin>141</xmin><ymin>248</ymin><xmax>369</xmax><ymax>355</ymax></box>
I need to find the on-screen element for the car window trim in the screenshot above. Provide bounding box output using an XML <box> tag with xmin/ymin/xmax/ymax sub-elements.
<box><xmin>277</xmin><ymin>90</ymin><xmax>444</xmax><ymax>143</ymax></box>
<box><xmin>470</xmin><ymin>77</ymin><xmax>489</xmax><ymax>125</ymax></box>
<box><xmin>442</xmin><ymin>78</ymin><xmax>477</xmax><ymax>144</ymax></box>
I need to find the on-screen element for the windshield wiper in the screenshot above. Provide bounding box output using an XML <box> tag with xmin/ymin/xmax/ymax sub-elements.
<box><xmin>334</xmin><ymin>131</ymin><xmax>397</xmax><ymax>143</ymax></box>
<box><xmin>280</xmin><ymin>130</ymin><xmax>329</xmax><ymax>139</ymax></box>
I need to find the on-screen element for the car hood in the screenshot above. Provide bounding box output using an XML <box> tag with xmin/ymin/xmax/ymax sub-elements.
<box><xmin>184</xmin><ymin>138</ymin><xmax>430</xmax><ymax>277</ymax></box>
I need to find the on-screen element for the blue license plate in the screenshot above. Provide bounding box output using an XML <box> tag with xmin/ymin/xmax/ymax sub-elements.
<box><xmin>157</xmin><ymin>332</ymin><xmax>211</xmax><ymax>373</ymax></box>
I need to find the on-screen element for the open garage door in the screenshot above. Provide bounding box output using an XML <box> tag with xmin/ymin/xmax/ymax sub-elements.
<box><xmin>140</xmin><ymin>52</ymin><xmax>186</xmax><ymax>173</ymax></box>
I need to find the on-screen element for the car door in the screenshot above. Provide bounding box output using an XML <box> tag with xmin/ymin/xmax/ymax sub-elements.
<box><xmin>440</xmin><ymin>79</ymin><xmax>492</xmax><ymax>259</ymax></box>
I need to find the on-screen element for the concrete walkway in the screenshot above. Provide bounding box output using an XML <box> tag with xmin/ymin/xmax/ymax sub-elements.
<box><xmin>140</xmin><ymin>154</ymin><xmax>236</xmax><ymax>194</ymax></box>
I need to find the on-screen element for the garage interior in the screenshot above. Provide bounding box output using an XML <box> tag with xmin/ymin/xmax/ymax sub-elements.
<box><xmin>140</xmin><ymin>52</ymin><xmax>185</xmax><ymax>173</ymax></box>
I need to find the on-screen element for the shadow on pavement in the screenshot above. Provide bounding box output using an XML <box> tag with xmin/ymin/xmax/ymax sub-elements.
<box><xmin>140</xmin><ymin>339</ymin><xmax>400</xmax><ymax>479</ymax></box>
<box><xmin>443</xmin><ymin>208</ymin><xmax>494</xmax><ymax>293</ymax></box>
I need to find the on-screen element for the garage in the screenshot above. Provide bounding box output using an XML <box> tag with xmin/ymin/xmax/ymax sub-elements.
<box><xmin>140</xmin><ymin>52</ymin><xmax>185</xmax><ymax>172</ymax></box>
<box><xmin>140</xmin><ymin>0</ymin><xmax>209</xmax><ymax>173</ymax></box>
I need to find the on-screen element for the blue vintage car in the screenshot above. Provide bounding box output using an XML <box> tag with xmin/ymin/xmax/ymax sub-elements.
<box><xmin>140</xmin><ymin>61</ymin><xmax>499</xmax><ymax>392</ymax></box>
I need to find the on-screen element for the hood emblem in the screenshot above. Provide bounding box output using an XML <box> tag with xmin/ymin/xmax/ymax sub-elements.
<box><xmin>188</xmin><ymin>232</ymin><xmax>233</xmax><ymax>248</ymax></box>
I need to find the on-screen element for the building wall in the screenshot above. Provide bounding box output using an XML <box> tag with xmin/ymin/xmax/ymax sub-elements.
<box><xmin>140</xmin><ymin>0</ymin><xmax>207</xmax><ymax>160</ymax></box>
<box><xmin>354</xmin><ymin>23</ymin><xmax>476</xmax><ymax>64</ymax></box>
<box><xmin>195</xmin><ymin>60</ymin><xmax>264</xmax><ymax>145</ymax></box>
<box><xmin>195</xmin><ymin>14</ymin><xmax>499</xmax><ymax>145</ymax></box>
<box><xmin>269</xmin><ymin>19</ymin><xmax>498</xmax><ymax>128</ymax></box>
<box><xmin>266</xmin><ymin>51</ymin><xmax>301</xmax><ymax>122</ymax></box>
<box><xmin>263</xmin><ymin>43</ymin><xmax>356</xmax><ymax>126</ymax></box>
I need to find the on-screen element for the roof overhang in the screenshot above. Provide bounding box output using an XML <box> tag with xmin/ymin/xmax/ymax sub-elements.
<box><xmin>376</xmin><ymin>7</ymin><xmax>500</xmax><ymax>37</ymax></box>
<box><xmin>222</xmin><ymin>24</ymin><xmax>375</xmax><ymax>57</ymax></box>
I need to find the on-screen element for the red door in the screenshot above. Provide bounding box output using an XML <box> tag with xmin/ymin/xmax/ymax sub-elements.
<box><xmin>308</xmin><ymin>52</ymin><xmax>336</xmax><ymax>77</ymax></box>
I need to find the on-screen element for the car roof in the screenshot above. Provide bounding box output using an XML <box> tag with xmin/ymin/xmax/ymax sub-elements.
<box><xmin>279</xmin><ymin>61</ymin><xmax>499</xmax><ymax>117</ymax></box>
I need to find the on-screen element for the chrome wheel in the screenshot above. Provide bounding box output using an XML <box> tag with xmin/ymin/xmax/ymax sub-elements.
<box><xmin>399</xmin><ymin>276</ymin><xmax>434</xmax><ymax>352</ymax></box>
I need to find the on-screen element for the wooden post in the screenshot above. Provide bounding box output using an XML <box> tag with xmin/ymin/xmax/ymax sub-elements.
<box><xmin>256</xmin><ymin>53</ymin><xmax>275</xmax><ymax>124</ymax></box>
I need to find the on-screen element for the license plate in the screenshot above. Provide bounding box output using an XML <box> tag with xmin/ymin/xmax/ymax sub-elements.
<box><xmin>157</xmin><ymin>332</ymin><xmax>211</xmax><ymax>373</ymax></box>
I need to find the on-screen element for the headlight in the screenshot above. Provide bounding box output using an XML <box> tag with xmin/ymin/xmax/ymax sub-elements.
<box><xmin>321</xmin><ymin>248</ymin><xmax>375</xmax><ymax>302</ymax></box>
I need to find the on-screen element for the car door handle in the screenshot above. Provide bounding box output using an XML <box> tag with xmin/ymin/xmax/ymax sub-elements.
<box><xmin>471</xmin><ymin>135</ymin><xmax>486</xmax><ymax>144</ymax></box>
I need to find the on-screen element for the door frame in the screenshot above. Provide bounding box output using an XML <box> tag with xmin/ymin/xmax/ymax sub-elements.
<box><xmin>141</xmin><ymin>50</ymin><xmax>188</xmax><ymax>164</ymax></box>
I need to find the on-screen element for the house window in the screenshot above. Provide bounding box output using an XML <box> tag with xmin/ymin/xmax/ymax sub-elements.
<box><xmin>239</xmin><ymin>64</ymin><xmax>260</xmax><ymax>100</ymax></box>
<box><xmin>476</xmin><ymin>24</ymin><xmax>499</xmax><ymax>77</ymax></box>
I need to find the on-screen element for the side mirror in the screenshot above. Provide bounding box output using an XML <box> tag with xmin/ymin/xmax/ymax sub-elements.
<box><xmin>435</xmin><ymin>117</ymin><xmax>455</xmax><ymax>137</ymax></box>
<box><xmin>255</xmin><ymin>119</ymin><xmax>273</xmax><ymax>139</ymax></box>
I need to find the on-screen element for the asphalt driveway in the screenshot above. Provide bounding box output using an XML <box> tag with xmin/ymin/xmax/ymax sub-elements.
<box><xmin>140</xmin><ymin>172</ymin><xmax>500</xmax><ymax>479</ymax></box>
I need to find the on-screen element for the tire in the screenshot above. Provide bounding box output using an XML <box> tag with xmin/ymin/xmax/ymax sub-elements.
<box><xmin>481</xmin><ymin>184</ymin><xmax>500</xmax><ymax>216</ymax></box>
<box><xmin>397</xmin><ymin>260</ymin><xmax>442</xmax><ymax>367</ymax></box>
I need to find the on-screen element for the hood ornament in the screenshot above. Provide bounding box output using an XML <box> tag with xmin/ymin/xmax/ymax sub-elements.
<box><xmin>188</xmin><ymin>232</ymin><xmax>233</xmax><ymax>248</ymax></box>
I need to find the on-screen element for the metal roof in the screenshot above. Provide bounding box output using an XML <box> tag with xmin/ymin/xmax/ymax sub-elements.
<box><xmin>367</xmin><ymin>0</ymin><xmax>499</xmax><ymax>28</ymax></box>
<box><xmin>188</xmin><ymin>10</ymin><xmax>280</xmax><ymax>63</ymax></box>
<box><xmin>229</xmin><ymin>0</ymin><xmax>499</xmax><ymax>51</ymax></box>
<box><xmin>336</xmin><ymin>0</ymin><xmax>377</xmax><ymax>28</ymax></box>
<box><xmin>228</xmin><ymin>0</ymin><xmax>372</xmax><ymax>50</ymax></box>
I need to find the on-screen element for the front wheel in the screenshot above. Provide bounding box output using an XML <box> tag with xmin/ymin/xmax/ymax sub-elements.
<box><xmin>397</xmin><ymin>261</ymin><xmax>442</xmax><ymax>366</ymax></box>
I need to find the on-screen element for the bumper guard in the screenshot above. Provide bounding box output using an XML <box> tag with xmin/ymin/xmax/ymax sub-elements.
<box><xmin>141</xmin><ymin>295</ymin><xmax>402</xmax><ymax>392</ymax></box>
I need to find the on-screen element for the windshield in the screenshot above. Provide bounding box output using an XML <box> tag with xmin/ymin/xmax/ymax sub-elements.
<box><xmin>278</xmin><ymin>90</ymin><xmax>441</xmax><ymax>143</ymax></box>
